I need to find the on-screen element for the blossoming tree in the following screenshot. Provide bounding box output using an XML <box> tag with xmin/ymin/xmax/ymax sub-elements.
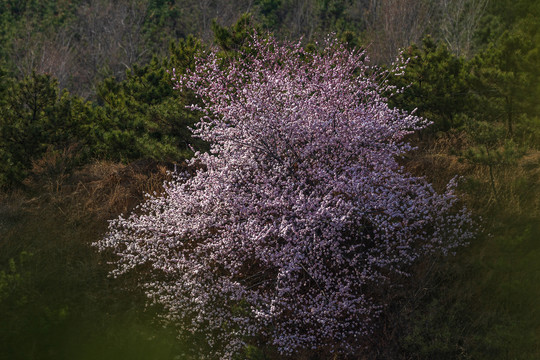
<box><xmin>95</xmin><ymin>35</ymin><xmax>474</xmax><ymax>358</ymax></box>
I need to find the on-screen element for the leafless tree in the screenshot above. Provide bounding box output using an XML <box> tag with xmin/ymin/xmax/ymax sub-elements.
<box><xmin>364</xmin><ymin>0</ymin><xmax>437</xmax><ymax>63</ymax></box>
<box><xmin>7</xmin><ymin>0</ymin><xmax>488</xmax><ymax>98</ymax></box>
<box><xmin>175</xmin><ymin>0</ymin><xmax>255</xmax><ymax>41</ymax></box>
<box><xmin>438</xmin><ymin>0</ymin><xmax>489</xmax><ymax>57</ymax></box>
<box><xmin>285</xmin><ymin>0</ymin><xmax>317</xmax><ymax>39</ymax></box>
<box><xmin>69</xmin><ymin>0</ymin><xmax>150</xmax><ymax>96</ymax></box>
<box><xmin>11</xmin><ymin>27</ymin><xmax>77</xmax><ymax>89</ymax></box>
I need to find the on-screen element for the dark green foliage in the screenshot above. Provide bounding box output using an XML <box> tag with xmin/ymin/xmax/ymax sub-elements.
<box><xmin>254</xmin><ymin>0</ymin><xmax>363</xmax><ymax>40</ymax></box>
<box><xmin>487</xmin><ymin>0</ymin><xmax>540</xmax><ymax>31</ymax></box>
<box><xmin>461</xmin><ymin>120</ymin><xmax>525</xmax><ymax>203</ymax></box>
<box><xmin>469</xmin><ymin>19</ymin><xmax>540</xmax><ymax>138</ymax></box>
<box><xmin>0</xmin><ymin>37</ymin><xmax>206</xmax><ymax>188</ymax></box>
<box><xmin>0</xmin><ymin>72</ymin><xmax>94</xmax><ymax>187</ymax></box>
<box><xmin>0</xmin><ymin>0</ymin><xmax>81</xmax><ymax>72</ymax></box>
<box><xmin>93</xmin><ymin>36</ymin><xmax>205</xmax><ymax>162</ymax></box>
<box><xmin>0</xmin><ymin>0</ymin><xmax>79</xmax><ymax>25</ymax></box>
<box><xmin>145</xmin><ymin>0</ymin><xmax>185</xmax><ymax>39</ymax></box>
<box><xmin>390</xmin><ymin>37</ymin><xmax>471</xmax><ymax>132</ymax></box>
<box><xmin>255</xmin><ymin>0</ymin><xmax>282</xmax><ymax>30</ymax></box>
<box><xmin>212</xmin><ymin>14</ymin><xmax>262</xmax><ymax>56</ymax></box>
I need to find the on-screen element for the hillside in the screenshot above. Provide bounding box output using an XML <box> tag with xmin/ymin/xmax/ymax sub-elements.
<box><xmin>1</xmin><ymin>1</ymin><xmax>539</xmax><ymax>359</ymax></box>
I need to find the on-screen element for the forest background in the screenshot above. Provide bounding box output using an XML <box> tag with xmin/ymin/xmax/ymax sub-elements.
<box><xmin>0</xmin><ymin>0</ymin><xmax>539</xmax><ymax>359</ymax></box>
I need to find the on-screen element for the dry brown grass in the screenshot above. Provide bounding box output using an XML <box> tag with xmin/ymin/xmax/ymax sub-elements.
<box><xmin>405</xmin><ymin>132</ymin><xmax>540</xmax><ymax>219</ymax></box>
<box><xmin>59</xmin><ymin>159</ymin><xmax>172</xmax><ymax>224</ymax></box>
<box><xmin>25</xmin><ymin>145</ymin><xmax>79</xmax><ymax>193</ymax></box>
<box><xmin>404</xmin><ymin>131</ymin><xmax>474</xmax><ymax>190</ymax></box>
<box><xmin>6</xmin><ymin>157</ymin><xmax>174</xmax><ymax>231</ymax></box>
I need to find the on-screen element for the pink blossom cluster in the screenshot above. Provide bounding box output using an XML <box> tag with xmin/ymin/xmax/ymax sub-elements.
<box><xmin>95</xmin><ymin>35</ymin><xmax>474</xmax><ymax>358</ymax></box>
